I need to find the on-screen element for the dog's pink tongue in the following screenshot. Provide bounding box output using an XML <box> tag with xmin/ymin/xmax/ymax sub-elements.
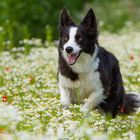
<box><xmin>67</xmin><ymin>54</ymin><xmax>77</xmax><ymax>64</ymax></box>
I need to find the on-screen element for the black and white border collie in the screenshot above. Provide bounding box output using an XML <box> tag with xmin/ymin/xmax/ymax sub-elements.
<box><xmin>58</xmin><ymin>8</ymin><xmax>140</xmax><ymax>117</ymax></box>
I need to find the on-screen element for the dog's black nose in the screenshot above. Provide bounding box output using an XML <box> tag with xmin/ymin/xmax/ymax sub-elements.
<box><xmin>65</xmin><ymin>46</ymin><xmax>73</xmax><ymax>53</ymax></box>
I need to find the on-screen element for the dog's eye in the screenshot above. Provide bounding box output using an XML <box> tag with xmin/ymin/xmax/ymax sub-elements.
<box><xmin>76</xmin><ymin>36</ymin><xmax>83</xmax><ymax>42</ymax></box>
<box><xmin>78</xmin><ymin>37</ymin><xmax>83</xmax><ymax>41</ymax></box>
<box><xmin>64</xmin><ymin>36</ymin><xmax>69</xmax><ymax>42</ymax></box>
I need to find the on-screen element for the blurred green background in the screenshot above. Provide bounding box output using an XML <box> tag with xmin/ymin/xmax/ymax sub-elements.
<box><xmin>0</xmin><ymin>0</ymin><xmax>139</xmax><ymax>51</ymax></box>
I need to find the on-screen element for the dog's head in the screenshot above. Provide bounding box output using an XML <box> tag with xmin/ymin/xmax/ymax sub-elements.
<box><xmin>58</xmin><ymin>8</ymin><xmax>98</xmax><ymax>65</ymax></box>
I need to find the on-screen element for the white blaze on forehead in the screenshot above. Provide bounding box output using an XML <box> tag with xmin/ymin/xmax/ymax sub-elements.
<box><xmin>69</xmin><ymin>27</ymin><xmax>77</xmax><ymax>42</ymax></box>
<box><xmin>63</xmin><ymin>27</ymin><xmax>81</xmax><ymax>54</ymax></box>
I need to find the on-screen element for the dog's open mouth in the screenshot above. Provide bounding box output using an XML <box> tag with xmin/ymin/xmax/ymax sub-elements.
<box><xmin>67</xmin><ymin>52</ymin><xmax>80</xmax><ymax>65</ymax></box>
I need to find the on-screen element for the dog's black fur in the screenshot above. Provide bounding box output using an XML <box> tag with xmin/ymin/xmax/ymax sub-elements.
<box><xmin>58</xmin><ymin>8</ymin><xmax>140</xmax><ymax>117</ymax></box>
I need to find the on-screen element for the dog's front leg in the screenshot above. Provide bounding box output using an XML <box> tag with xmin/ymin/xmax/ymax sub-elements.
<box><xmin>80</xmin><ymin>90</ymin><xmax>104</xmax><ymax>112</ymax></box>
<box><xmin>59</xmin><ymin>85</ymin><xmax>71</xmax><ymax>109</ymax></box>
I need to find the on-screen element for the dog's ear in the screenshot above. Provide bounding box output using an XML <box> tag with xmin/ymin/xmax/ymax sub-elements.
<box><xmin>59</xmin><ymin>8</ymin><xmax>75</xmax><ymax>31</ymax></box>
<box><xmin>80</xmin><ymin>8</ymin><xmax>97</xmax><ymax>31</ymax></box>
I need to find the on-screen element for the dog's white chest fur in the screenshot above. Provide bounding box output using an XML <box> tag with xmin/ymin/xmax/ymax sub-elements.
<box><xmin>59</xmin><ymin>50</ymin><xmax>106</xmax><ymax>111</ymax></box>
<box><xmin>59</xmin><ymin>70</ymin><xmax>103</xmax><ymax>98</ymax></box>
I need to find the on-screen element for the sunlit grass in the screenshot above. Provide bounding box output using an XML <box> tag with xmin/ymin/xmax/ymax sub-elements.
<box><xmin>0</xmin><ymin>31</ymin><xmax>140</xmax><ymax>140</ymax></box>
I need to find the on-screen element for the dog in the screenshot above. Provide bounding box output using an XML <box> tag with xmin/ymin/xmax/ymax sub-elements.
<box><xmin>58</xmin><ymin>8</ymin><xmax>140</xmax><ymax>117</ymax></box>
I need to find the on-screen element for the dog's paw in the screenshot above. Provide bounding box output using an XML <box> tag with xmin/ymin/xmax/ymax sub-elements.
<box><xmin>80</xmin><ymin>107</ymin><xmax>89</xmax><ymax>113</ymax></box>
<box><xmin>61</xmin><ymin>101</ymin><xmax>70</xmax><ymax>109</ymax></box>
<box><xmin>63</xmin><ymin>105</ymin><xmax>69</xmax><ymax>109</ymax></box>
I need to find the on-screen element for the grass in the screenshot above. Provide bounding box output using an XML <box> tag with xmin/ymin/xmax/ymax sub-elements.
<box><xmin>0</xmin><ymin>31</ymin><xmax>140</xmax><ymax>140</ymax></box>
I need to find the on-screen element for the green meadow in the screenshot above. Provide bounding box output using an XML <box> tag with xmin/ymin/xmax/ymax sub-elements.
<box><xmin>0</xmin><ymin>0</ymin><xmax>140</xmax><ymax>139</ymax></box>
<box><xmin>0</xmin><ymin>30</ymin><xmax>140</xmax><ymax>140</ymax></box>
